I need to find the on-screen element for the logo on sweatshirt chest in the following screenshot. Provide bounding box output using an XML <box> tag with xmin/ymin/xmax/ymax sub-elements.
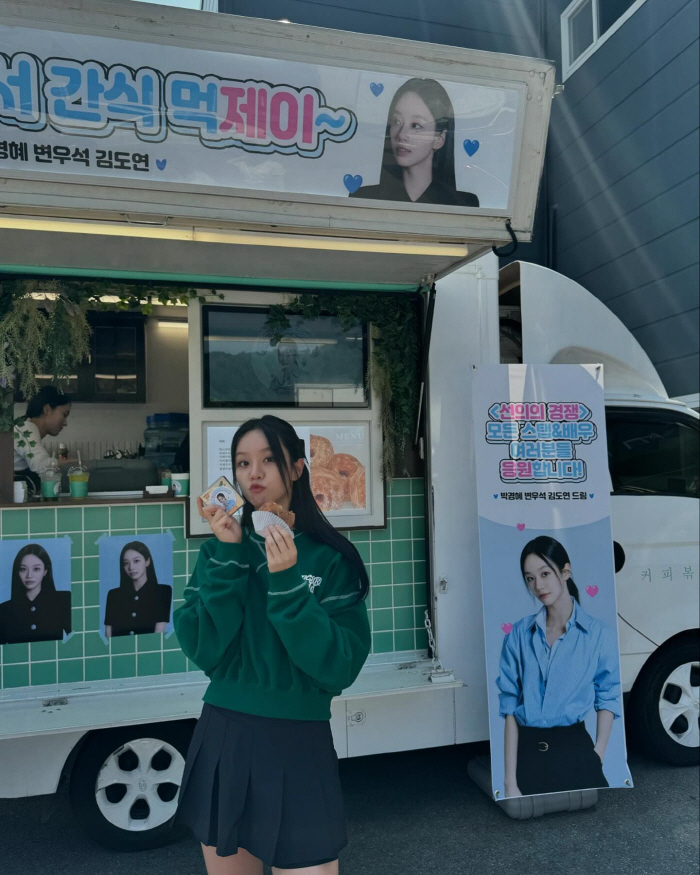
<box><xmin>302</xmin><ymin>574</ymin><xmax>323</xmax><ymax>593</ymax></box>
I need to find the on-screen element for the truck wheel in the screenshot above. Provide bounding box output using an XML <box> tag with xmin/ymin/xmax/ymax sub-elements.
<box><xmin>629</xmin><ymin>637</ymin><xmax>700</xmax><ymax>766</ymax></box>
<box><xmin>68</xmin><ymin>721</ymin><xmax>193</xmax><ymax>851</ymax></box>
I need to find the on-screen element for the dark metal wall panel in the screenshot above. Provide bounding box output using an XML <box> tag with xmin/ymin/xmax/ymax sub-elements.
<box><xmin>218</xmin><ymin>0</ymin><xmax>544</xmax><ymax>56</ymax></box>
<box><xmin>545</xmin><ymin>0</ymin><xmax>699</xmax><ymax>396</ymax></box>
<box><xmin>552</xmin><ymin>89</ymin><xmax>699</xmax><ymax>224</ymax></box>
<box><xmin>605</xmin><ymin>264</ymin><xmax>700</xmax><ymax>331</ymax></box>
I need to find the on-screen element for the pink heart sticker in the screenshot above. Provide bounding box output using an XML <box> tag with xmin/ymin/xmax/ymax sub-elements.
<box><xmin>586</xmin><ymin>585</ymin><xmax>599</xmax><ymax>597</ymax></box>
<box><xmin>516</xmin><ymin>523</ymin><xmax>526</xmax><ymax>532</ymax></box>
<box><xmin>501</xmin><ymin>623</ymin><xmax>513</xmax><ymax>634</ymax></box>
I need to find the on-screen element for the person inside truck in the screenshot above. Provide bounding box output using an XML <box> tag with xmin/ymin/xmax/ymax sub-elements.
<box><xmin>497</xmin><ymin>535</ymin><xmax>621</xmax><ymax>797</ymax></box>
<box><xmin>174</xmin><ymin>414</ymin><xmax>371</xmax><ymax>875</ymax></box>
<box><xmin>13</xmin><ymin>385</ymin><xmax>72</xmax><ymax>494</ymax></box>
<box><xmin>104</xmin><ymin>541</ymin><xmax>172</xmax><ymax>638</ymax></box>
<box><xmin>0</xmin><ymin>543</ymin><xmax>72</xmax><ymax>645</ymax></box>
<box><xmin>349</xmin><ymin>77</ymin><xmax>479</xmax><ymax>207</ymax></box>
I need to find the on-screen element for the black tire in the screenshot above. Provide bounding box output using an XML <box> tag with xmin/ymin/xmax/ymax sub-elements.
<box><xmin>68</xmin><ymin>721</ymin><xmax>194</xmax><ymax>851</ymax></box>
<box><xmin>628</xmin><ymin>636</ymin><xmax>700</xmax><ymax>766</ymax></box>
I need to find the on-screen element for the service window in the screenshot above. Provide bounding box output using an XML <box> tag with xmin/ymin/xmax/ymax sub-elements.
<box><xmin>606</xmin><ymin>408</ymin><xmax>699</xmax><ymax>498</ymax></box>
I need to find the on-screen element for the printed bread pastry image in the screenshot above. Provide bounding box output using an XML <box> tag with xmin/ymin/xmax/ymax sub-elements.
<box><xmin>348</xmin><ymin>466</ymin><xmax>366</xmax><ymax>508</ymax></box>
<box><xmin>330</xmin><ymin>453</ymin><xmax>363</xmax><ymax>500</ymax></box>
<box><xmin>310</xmin><ymin>434</ymin><xmax>334</xmax><ymax>469</ymax></box>
<box><xmin>260</xmin><ymin>501</ymin><xmax>295</xmax><ymax>529</ymax></box>
<box><xmin>310</xmin><ymin>468</ymin><xmax>345</xmax><ymax>511</ymax></box>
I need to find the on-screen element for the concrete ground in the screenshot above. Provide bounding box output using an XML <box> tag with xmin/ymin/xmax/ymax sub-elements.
<box><xmin>1</xmin><ymin>743</ymin><xmax>697</xmax><ymax>875</ymax></box>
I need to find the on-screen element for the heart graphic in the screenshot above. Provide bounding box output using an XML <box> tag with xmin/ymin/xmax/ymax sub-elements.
<box><xmin>343</xmin><ymin>173</ymin><xmax>363</xmax><ymax>194</ymax></box>
<box><xmin>516</xmin><ymin>523</ymin><xmax>526</xmax><ymax>532</ymax></box>
<box><xmin>586</xmin><ymin>585</ymin><xmax>599</xmax><ymax>598</ymax></box>
<box><xmin>463</xmin><ymin>139</ymin><xmax>480</xmax><ymax>157</ymax></box>
<box><xmin>156</xmin><ymin>158</ymin><xmax>167</xmax><ymax>171</ymax></box>
<box><xmin>501</xmin><ymin>623</ymin><xmax>513</xmax><ymax>634</ymax></box>
<box><xmin>493</xmin><ymin>494</ymin><xmax>498</xmax><ymax>499</ymax></box>
<box><xmin>369</xmin><ymin>82</ymin><xmax>384</xmax><ymax>96</ymax></box>
<box><xmin>589</xmin><ymin>493</ymin><xmax>595</xmax><ymax>498</ymax></box>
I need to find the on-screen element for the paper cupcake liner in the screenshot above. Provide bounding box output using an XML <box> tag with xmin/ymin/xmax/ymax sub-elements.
<box><xmin>251</xmin><ymin>511</ymin><xmax>294</xmax><ymax>537</ymax></box>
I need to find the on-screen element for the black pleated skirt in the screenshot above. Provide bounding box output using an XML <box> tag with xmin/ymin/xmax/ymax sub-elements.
<box><xmin>175</xmin><ymin>703</ymin><xmax>348</xmax><ymax>869</ymax></box>
<box><xmin>516</xmin><ymin>721</ymin><xmax>609</xmax><ymax>796</ymax></box>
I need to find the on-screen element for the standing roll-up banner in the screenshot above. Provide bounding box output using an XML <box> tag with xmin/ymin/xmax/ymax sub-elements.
<box><xmin>472</xmin><ymin>364</ymin><xmax>633</xmax><ymax>800</ymax></box>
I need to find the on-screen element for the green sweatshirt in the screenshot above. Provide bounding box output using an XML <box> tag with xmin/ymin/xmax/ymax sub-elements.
<box><xmin>173</xmin><ymin>530</ymin><xmax>371</xmax><ymax>721</ymax></box>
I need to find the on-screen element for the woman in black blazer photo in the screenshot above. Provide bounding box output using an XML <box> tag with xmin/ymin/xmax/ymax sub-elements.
<box><xmin>350</xmin><ymin>77</ymin><xmax>479</xmax><ymax>208</ymax></box>
<box><xmin>0</xmin><ymin>544</ymin><xmax>71</xmax><ymax>645</ymax></box>
<box><xmin>104</xmin><ymin>540</ymin><xmax>172</xmax><ymax>638</ymax></box>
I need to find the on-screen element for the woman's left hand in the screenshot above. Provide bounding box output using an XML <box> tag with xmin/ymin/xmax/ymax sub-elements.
<box><xmin>264</xmin><ymin>525</ymin><xmax>297</xmax><ymax>573</ymax></box>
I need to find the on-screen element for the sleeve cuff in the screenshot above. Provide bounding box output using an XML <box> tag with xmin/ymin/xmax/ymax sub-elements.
<box><xmin>595</xmin><ymin>701</ymin><xmax>622</xmax><ymax>719</ymax></box>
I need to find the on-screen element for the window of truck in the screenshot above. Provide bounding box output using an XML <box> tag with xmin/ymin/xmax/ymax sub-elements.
<box><xmin>606</xmin><ymin>408</ymin><xmax>699</xmax><ymax>498</ymax></box>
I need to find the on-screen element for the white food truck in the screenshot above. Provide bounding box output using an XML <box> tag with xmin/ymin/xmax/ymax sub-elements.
<box><xmin>0</xmin><ymin>0</ymin><xmax>697</xmax><ymax>851</ymax></box>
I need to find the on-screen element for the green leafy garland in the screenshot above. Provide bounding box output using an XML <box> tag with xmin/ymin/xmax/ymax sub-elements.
<box><xmin>265</xmin><ymin>293</ymin><xmax>422</xmax><ymax>479</ymax></box>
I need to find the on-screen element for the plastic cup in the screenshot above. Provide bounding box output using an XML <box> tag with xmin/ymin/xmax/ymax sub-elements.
<box><xmin>68</xmin><ymin>468</ymin><xmax>89</xmax><ymax>500</ymax></box>
<box><xmin>171</xmin><ymin>473</ymin><xmax>190</xmax><ymax>496</ymax></box>
<box><xmin>41</xmin><ymin>477</ymin><xmax>61</xmax><ymax>501</ymax></box>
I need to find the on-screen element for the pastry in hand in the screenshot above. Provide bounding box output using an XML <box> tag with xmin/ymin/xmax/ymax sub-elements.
<box><xmin>260</xmin><ymin>501</ymin><xmax>295</xmax><ymax>529</ymax></box>
<box><xmin>310</xmin><ymin>434</ymin><xmax>334</xmax><ymax>469</ymax></box>
<box><xmin>330</xmin><ymin>453</ymin><xmax>362</xmax><ymax>500</ymax></box>
<box><xmin>309</xmin><ymin>468</ymin><xmax>345</xmax><ymax>511</ymax></box>
<box><xmin>348</xmin><ymin>466</ymin><xmax>366</xmax><ymax>508</ymax></box>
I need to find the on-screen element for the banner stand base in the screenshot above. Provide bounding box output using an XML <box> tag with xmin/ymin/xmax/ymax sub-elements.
<box><xmin>467</xmin><ymin>756</ymin><xmax>599</xmax><ymax>820</ymax></box>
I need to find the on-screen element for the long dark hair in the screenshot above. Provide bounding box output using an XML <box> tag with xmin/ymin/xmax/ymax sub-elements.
<box><xmin>26</xmin><ymin>386</ymin><xmax>71</xmax><ymax>419</ymax></box>
<box><xmin>119</xmin><ymin>541</ymin><xmax>158</xmax><ymax>590</ymax></box>
<box><xmin>11</xmin><ymin>544</ymin><xmax>56</xmax><ymax>601</ymax></box>
<box><xmin>381</xmin><ymin>77</ymin><xmax>457</xmax><ymax>190</ymax></box>
<box><xmin>231</xmin><ymin>416</ymin><xmax>369</xmax><ymax>600</ymax></box>
<box><xmin>519</xmin><ymin>536</ymin><xmax>580</xmax><ymax>605</ymax></box>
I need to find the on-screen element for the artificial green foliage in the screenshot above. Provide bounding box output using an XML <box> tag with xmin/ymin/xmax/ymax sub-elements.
<box><xmin>266</xmin><ymin>293</ymin><xmax>421</xmax><ymax>479</ymax></box>
<box><xmin>43</xmin><ymin>297</ymin><xmax>92</xmax><ymax>390</ymax></box>
<box><xmin>0</xmin><ymin>296</ymin><xmax>47</xmax><ymax>401</ymax></box>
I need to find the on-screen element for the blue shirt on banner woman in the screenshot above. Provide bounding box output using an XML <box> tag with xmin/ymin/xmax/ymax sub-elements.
<box><xmin>496</xmin><ymin>536</ymin><xmax>621</xmax><ymax>798</ymax></box>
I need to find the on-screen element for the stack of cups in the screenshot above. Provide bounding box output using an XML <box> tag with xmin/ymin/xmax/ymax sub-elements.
<box><xmin>13</xmin><ymin>481</ymin><xmax>27</xmax><ymax>503</ymax></box>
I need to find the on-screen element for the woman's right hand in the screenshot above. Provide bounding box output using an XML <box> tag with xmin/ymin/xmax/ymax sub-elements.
<box><xmin>504</xmin><ymin>782</ymin><xmax>523</xmax><ymax>798</ymax></box>
<box><xmin>197</xmin><ymin>497</ymin><xmax>242</xmax><ymax>543</ymax></box>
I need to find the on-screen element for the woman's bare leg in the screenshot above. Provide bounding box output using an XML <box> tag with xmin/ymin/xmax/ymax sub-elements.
<box><xmin>202</xmin><ymin>844</ymin><xmax>264</xmax><ymax>875</ymax></box>
<box><xmin>272</xmin><ymin>860</ymin><xmax>338</xmax><ymax>875</ymax></box>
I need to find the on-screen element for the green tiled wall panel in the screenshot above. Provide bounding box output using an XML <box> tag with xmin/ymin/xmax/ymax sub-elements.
<box><xmin>0</xmin><ymin>477</ymin><xmax>429</xmax><ymax>690</ymax></box>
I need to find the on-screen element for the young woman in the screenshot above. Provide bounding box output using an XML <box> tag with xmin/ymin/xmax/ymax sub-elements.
<box><xmin>212</xmin><ymin>490</ymin><xmax>238</xmax><ymax>514</ymax></box>
<box><xmin>13</xmin><ymin>386</ymin><xmax>72</xmax><ymax>492</ymax></box>
<box><xmin>350</xmin><ymin>77</ymin><xmax>479</xmax><ymax>207</ymax></box>
<box><xmin>497</xmin><ymin>536</ymin><xmax>621</xmax><ymax>797</ymax></box>
<box><xmin>0</xmin><ymin>544</ymin><xmax>71</xmax><ymax>645</ymax></box>
<box><xmin>104</xmin><ymin>541</ymin><xmax>172</xmax><ymax>638</ymax></box>
<box><xmin>174</xmin><ymin>415</ymin><xmax>371</xmax><ymax>875</ymax></box>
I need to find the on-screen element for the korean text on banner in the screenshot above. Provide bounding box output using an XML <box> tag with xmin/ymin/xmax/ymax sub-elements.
<box><xmin>471</xmin><ymin>364</ymin><xmax>633</xmax><ymax>799</ymax></box>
